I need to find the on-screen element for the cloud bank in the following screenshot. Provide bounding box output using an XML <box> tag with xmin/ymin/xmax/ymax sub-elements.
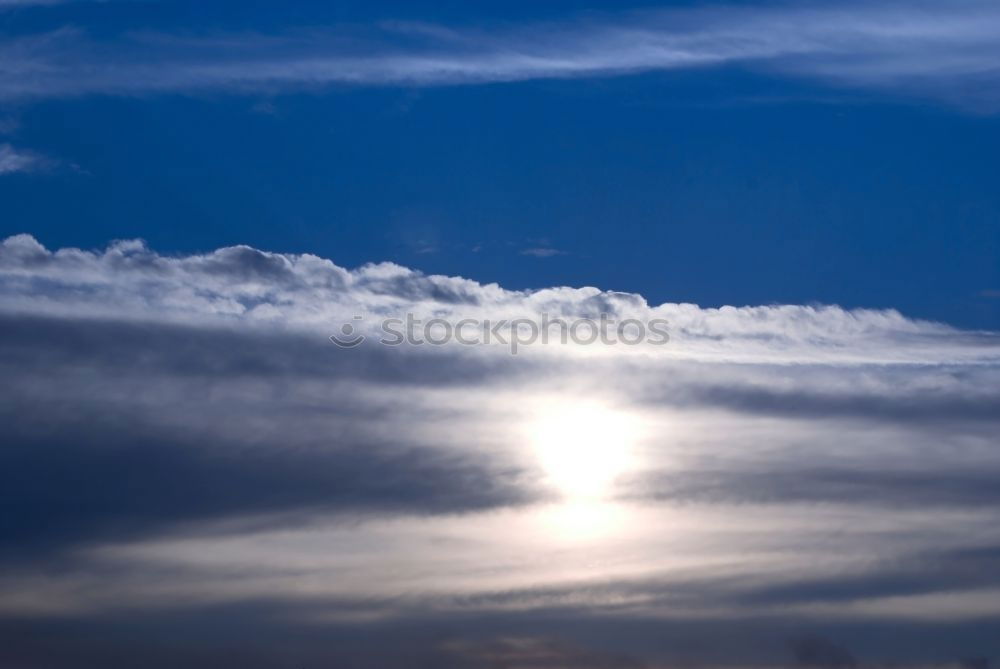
<box><xmin>2</xmin><ymin>234</ymin><xmax>1000</xmax><ymax>667</ymax></box>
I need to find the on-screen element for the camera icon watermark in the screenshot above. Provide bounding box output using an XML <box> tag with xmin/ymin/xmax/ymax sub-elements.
<box><xmin>330</xmin><ymin>313</ymin><xmax>669</xmax><ymax>354</ymax></box>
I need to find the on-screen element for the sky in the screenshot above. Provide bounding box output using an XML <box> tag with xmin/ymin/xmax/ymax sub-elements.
<box><xmin>2</xmin><ymin>1</ymin><xmax>1000</xmax><ymax>668</ymax></box>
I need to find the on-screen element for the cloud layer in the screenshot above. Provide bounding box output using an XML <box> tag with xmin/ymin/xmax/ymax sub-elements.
<box><xmin>2</xmin><ymin>2</ymin><xmax>1000</xmax><ymax>109</ymax></box>
<box><xmin>2</xmin><ymin>234</ymin><xmax>1000</xmax><ymax>667</ymax></box>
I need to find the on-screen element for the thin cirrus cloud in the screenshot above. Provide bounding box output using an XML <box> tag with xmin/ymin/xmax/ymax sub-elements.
<box><xmin>1</xmin><ymin>2</ymin><xmax>1000</xmax><ymax>109</ymax></box>
<box><xmin>0</xmin><ymin>0</ymin><xmax>61</xmax><ymax>6</ymax></box>
<box><xmin>520</xmin><ymin>246</ymin><xmax>567</xmax><ymax>258</ymax></box>
<box><xmin>0</xmin><ymin>143</ymin><xmax>47</xmax><ymax>174</ymax></box>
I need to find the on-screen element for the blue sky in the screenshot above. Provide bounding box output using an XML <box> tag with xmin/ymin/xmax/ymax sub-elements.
<box><xmin>3</xmin><ymin>2</ymin><xmax>1000</xmax><ymax>668</ymax></box>
<box><xmin>2</xmin><ymin>0</ymin><xmax>999</xmax><ymax>328</ymax></box>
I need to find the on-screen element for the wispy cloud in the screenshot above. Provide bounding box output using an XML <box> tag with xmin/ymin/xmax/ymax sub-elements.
<box><xmin>0</xmin><ymin>0</ymin><xmax>76</xmax><ymax>9</ymax></box>
<box><xmin>0</xmin><ymin>143</ymin><xmax>48</xmax><ymax>174</ymax></box>
<box><xmin>2</xmin><ymin>2</ymin><xmax>1000</xmax><ymax>109</ymax></box>
<box><xmin>0</xmin><ymin>0</ymin><xmax>60</xmax><ymax>6</ymax></box>
<box><xmin>520</xmin><ymin>246</ymin><xmax>566</xmax><ymax>258</ymax></box>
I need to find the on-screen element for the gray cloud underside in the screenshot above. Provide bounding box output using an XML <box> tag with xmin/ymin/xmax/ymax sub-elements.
<box><xmin>0</xmin><ymin>312</ymin><xmax>541</xmax><ymax>560</ymax></box>
<box><xmin>631</xmin><ymin>466</ymin><xmax>1000</xmax><ymax>509</ymax></box>
<box><xmin>1</xmin><ymin>601</ymin><xmax>997</xmax><ymax>668</ymax></box>
<box><xmin>2</xmin><ymin>2</ymin><xmax>1000</xmax><ymax>109</ymax></box>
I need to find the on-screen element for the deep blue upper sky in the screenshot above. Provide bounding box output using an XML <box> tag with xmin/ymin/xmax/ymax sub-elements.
<box><xmin>1</xmin><ymin>0</ymin><xmax>999</xmax><ymax>329</ymax></box>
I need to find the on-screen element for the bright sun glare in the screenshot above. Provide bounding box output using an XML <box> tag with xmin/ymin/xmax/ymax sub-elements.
<box><xmin>528</xmin><ymin>401</ymin><xmax>641</xmax><ymax>500</ymax></box>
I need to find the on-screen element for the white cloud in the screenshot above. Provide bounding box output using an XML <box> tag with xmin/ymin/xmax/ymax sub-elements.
<box><xmin>3</xmin><ymin>2</ymin><xmax>1000</xmax><ymax>109</ymax></box>
<box><xmin>2</xmin><ymin>234</ymin><xmax>1000</xmax><ymax>660</ymax></box>
<box><xmin>3</xmin><ymin>234</ymin><xmax>995</xmax><ymax>365</ymax></box>
<box><xmin>0</xmin><ymin>143</ymin><xmax>47</xmax><ymax>174</ymax></box>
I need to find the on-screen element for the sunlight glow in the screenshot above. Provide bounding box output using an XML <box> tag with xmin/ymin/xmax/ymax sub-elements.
<box><xmin>528</xmin><ymin>401</ymin><xmax>641</xmax><ymax>501</ymax></box>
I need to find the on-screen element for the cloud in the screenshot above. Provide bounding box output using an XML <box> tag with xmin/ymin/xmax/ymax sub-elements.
<box><xmin>2</xmin><ymin>2</ymin><xmax>1000</xmax><ymax>109</ymax></box>
<box><xmin>2</xmin><ymin>234</ymin><xmax>994</xmax><ymax>363</ymax></box>
<box><xmin>0</xmin><ymin>0</ymin><xmax>63</xmax><ymax>6</ymax></box>
<box><xmin>2</xmin><ymin>235</ymin><xmax>1000</xmax><ymax>665</ymax></box>
<box><xmin>630</xmin><ymin>467</ymin><xmax>1000</xmax><ymax>509</ymax></box>
<box><xmin>0</xmin><ymin>143</ymin><xmax>48</xmax><ymax>174</ymax></box>
<box><xmin>520</xmin><ymin>247</ymin><xmax>567</xmax><ymax>258</ymax></box>
<box><xmin>740</xmin><ymin>545</ymin><xmax>1000</xmax><ymax>609</ymax></box>
<box><xmin>0</xmin><ymin>310</ymin><xmax>541</xmax><ymax>560</ymax></box>
<box><xmin>791</xmin><ymin>637</ymin><xmax>857</xmax><ymax>668</ymax></box>
<box><xmin>436</xmin><ymin>636</ymin><xmax>646</xmax><ymax>668</ymax></box>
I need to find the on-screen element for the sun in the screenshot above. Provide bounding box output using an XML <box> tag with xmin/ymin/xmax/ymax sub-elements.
<box><xmin>528</xmin><ymin>401</ymin><xmax>640</xmax><ymax>500</ymax></box>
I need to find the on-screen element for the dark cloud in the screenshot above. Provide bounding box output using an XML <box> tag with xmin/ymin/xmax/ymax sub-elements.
<box><xmin>436</xmin><ymin>636</ymin><xmax>645</xmax><ymax>668</ymax></box>
<box><xmin>632</xmin><ymin>378</ymin><xmax>1000</xmax><ymax>425</ymax></box>
<box><xmin>629</xmin><ymin>468</ymin><xmax>1000</xmax><ymax>509</ymax></box>
<box><xmin>0</xmin><ymin>313</ymin><xmax>540</xmax><ymax>561</ymax></box>
<box><xmin>687</xmin><ymin>383</ymin><xmax>1000</xmax><ymax>424</ymax></box>
<box><xmin>791</xmin><ymin>637</ymin><xmax>857</xmax><ymax>668</ymax></box>
<box><xmin>0</xmin><ymin>416</ymin><xmax>533</xmax><ymax>560</ymax></box>
<box><xmin>0</xmin><ymin>312</ymin><xmax>533</xmax><ymax>386</ymax></box>
<box><xmin>0</xmin><ymin>606</ymin><xmax>996</xmax><ymax>669</ymax></box>
<box><xmin>738</xmin><ymin>545</ymin><xmax>1000</xmax><ymax>608</ymax></box>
